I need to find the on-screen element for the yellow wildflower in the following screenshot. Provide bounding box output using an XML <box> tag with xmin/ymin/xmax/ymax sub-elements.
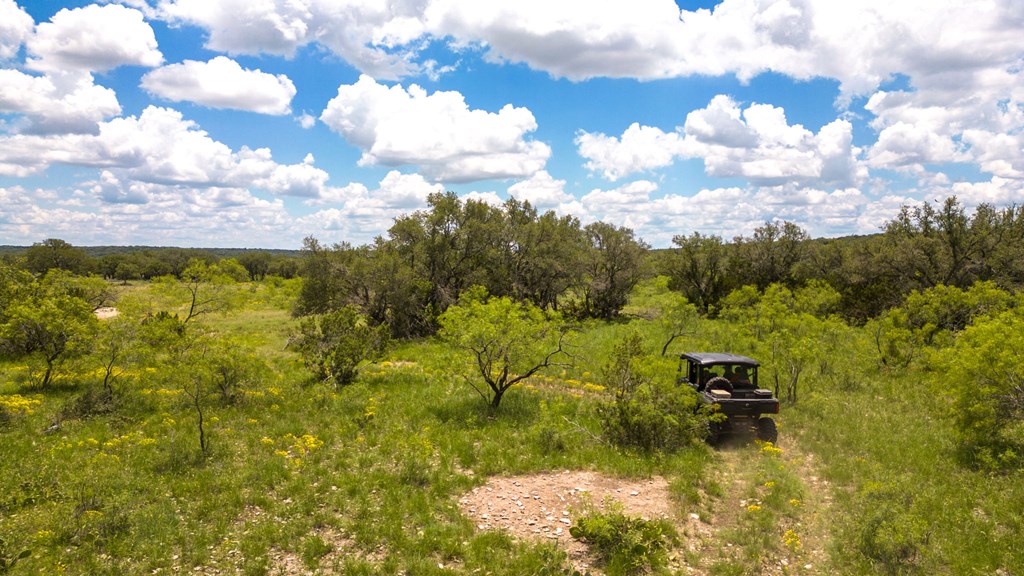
<box><xmin>782</xmin><ymin>529</ymin><xmax>802</xmax><ymax>553</ymax></box>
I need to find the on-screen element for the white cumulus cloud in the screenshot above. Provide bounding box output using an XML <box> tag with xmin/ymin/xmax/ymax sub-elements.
<box><xmin>141</xmin><ymin>56</ymin><xmax>296</xmax><ymax>115</ymax></box>
<box><xmin>578</xmin><ymin>95</ymin><xmax>866</xmax><ymax>188</ymax></box>
<box><xmin>0</xmin><ymin>0</ymin><xmax>33</xmax><ymax>60</ymax></box>
<box><xmin>507</xmin><ymin>170</ymin><xmax>574</xmax><ymax>210</ymax></box>
<box><xmin>575</xmin><ymin>124</ymin><xmax>688</xmax><ymax>181</ymax></box>
<box><xmin>320</xmin><ymin>75</ymin><xmax>550</xmax><ymax>183</ymax></box>
<box><xmin>27</xmin><ymin>3</ymin><xmax>162</xmax><ymax>73</ymax></box>
<box><xmin>0</xmin><ymin>106</ymin><xmax>329</xmax><ymax>197</ymax></box>
<box><xmin>0</xmin><ymin>69</ymin><xmax>121</xmax><ymax>134</ymax></box>
<box><xmin>157</xmin><ymin>0</ymin><xmax>426</xmax><ymax>79</ymax></box>
<box><xmin>300</xmin><ymin>170</ymin><xmax>445</xmax><ymax>244</ymax></box>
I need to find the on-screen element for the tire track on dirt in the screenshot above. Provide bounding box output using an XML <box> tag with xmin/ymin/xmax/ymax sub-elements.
<box><xmin>688</xmin><ymin>435</ymin><xmax>834</xmax><ymax>575</ymax></box>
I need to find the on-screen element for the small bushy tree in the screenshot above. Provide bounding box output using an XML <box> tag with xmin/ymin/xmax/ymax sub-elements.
<box><xmin>292</xmin><ymin>306</ymin><xmax>391</xmax><ymax>386</ymax></box>
<box><xmin>0</xmin><ymin>272</ymin><xmax>98</xmax><ymax>387</ymax></box>
<box><xmin>871</xmin><ymin>282</ymin><xmax>1013</xmax><ymax>368</ymax></box>
<box><xmin>934</xmin><ymin>308</ymin><xmax>1024</xmax><ymax>470</ymax></box>
<box><xmin>597</xmin><ymin>332</ymin><xmax>707</xmax><ymax>451</ymax></box>
<box><xmin>438</xmin><ymin>288</ymin><xmax>570</xmax><ymax>410</ymax></box>
<box><xmin>570</xmin><ymin>498</ymin><xmax>678</xmax><ymax>576</ymax></box>
<box><xmin>721</xmin><ymin>282</ymin><xmax>845</xmax><ymax>403</ymax></box>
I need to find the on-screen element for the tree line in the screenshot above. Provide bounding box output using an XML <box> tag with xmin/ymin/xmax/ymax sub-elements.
<box><xmin>2</xmin><ymin>239</ymin><xmax>300</xmax><ymax>282</ymax></box>
<box><xmin>661</xmin><ymin>197</ymin><xmax>1024</xmax><ymax>322</ymax></box>
<box><xmin>295</xmin><ymin>193</ymin><xmax>1024</xmax><ymax>333</ymax></box>
<box><xmin>296</xmin><ymin>192</ymin><xmax>648</xmax><ymax>337</ymax></box>
<box><xmin>9</xmin><ymin>195</ymin><xmax>1024</xmax><ymax>331</ymax></box>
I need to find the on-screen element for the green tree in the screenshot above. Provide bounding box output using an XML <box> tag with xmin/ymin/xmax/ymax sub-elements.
<box><xmin>215</xmin><ymin>258</ymin><xmax>249</xmax><ymax>283</ymax></box>
<box><xmin>868</xmin><ymin>281</ymin><xmax>1013</xmax><ymax>367</ymax></box>
<box><xmin>721</xmin><ymin>282</ymin><xmax>845</xmax><ymax>402</ymax></box>
<box><xmin>934</xmin><ymin>308</ymin><xmax>1024</xmax><ymax>470</ymax></box>
<box><xmin>667</xmin><ymin>232</ymin><xmax>732</xmax><ymax>315</ymax></box>
<box><xmin>596</xmin><ymin>331</ymin><xmax>706</xmax><ymax>451</ymax></box>
<box><xmin>238</xmin><ymin>251</ymin><xmax>272</xmax><ymax>281</ymax></box>
<box><xmin>0</xmin><ymin>273</ymin><xmax>98</xmax><ymax>387</ymax></box>
<box><xmin>732</xmin><ymin>221</ymin><xmax>809</xmax><ymax>289</ymax></box>
<box><xmin>503</xmin><ymin>199</ymin><xmax>585</xmax><ymax>310</ymax></box>
<box><xmin>438</xmin><ymin>289</ymin><xmax>570</xmax><ymax>410</ymax></box>
<box><xmin>112</xmin><ymin>261</ymin><xmax>142</xmax><ymax>284</ymax></box>
<box><xmin>93</xmin><ymin>313</ymin><xmax>140</xmax><ymax>400</ymax></box>
<box><xmin>292</xmin><ymin>306</ymin><xmax>391</xmax><ymax>386</ymax></box>
<box><xmin>155</xmin><ymin>259</ymin><xmax>238</xmax><ymax>324</ymax></box>
<box><xmin>580</xmin><ymin>222</ymin><xmax>649</xmax><ymax>319</ymax></box>
<box><xmin>24</xmin><ymin>238</ymin><xmax>92</xmax><ymax>275</ymax></box>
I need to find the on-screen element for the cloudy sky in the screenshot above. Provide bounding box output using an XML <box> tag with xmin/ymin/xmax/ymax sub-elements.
<box><xmin>1</xmin><ymin>0</ymin><xmax>1022</xmax><ymax>248</ymax></box>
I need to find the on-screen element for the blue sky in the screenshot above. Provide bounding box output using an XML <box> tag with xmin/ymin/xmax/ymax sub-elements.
<box><xmin>1</xmin><ymin>0</ymin><xmax>1023</xmax><ymax>248</ymax></box>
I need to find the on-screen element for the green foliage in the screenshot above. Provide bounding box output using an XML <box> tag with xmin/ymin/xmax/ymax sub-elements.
<box><xmin>292</xmin><ymin>306</ymin><xmax>391</xmax><ymax>386</ymax></box>
<box><xmin>151</xmin><ymin>258</ymin><xmax>243</xmax><ymax>323</ymax></box>
<box><xmin>300</xmin><ymin>534</ymin><xmax>332</xmax><ymax>568</ymax></box>
<box><xmin>238</xmin><ymin>251</ymin><xmax>272</xmax><ymax>281</ymax></box>
<box><xmin>0</xmin><ymin>270</ymin><xmax>99</xmax><ymax>387</ymax></box>
<box><xmin>597</xmin><ymin>332</ymin><xmax>706</xmax><ymax>451</ymax></box>
<box><xmin>667</xmin><ymin>232</ymin><xmax>732</xmax><ymax>315</ymax></box>
<box><xmin>438</xmin><ymin>289</ymin><xmax>569</xmax><ymax>410</ymax></box>
<box><xmin>24</xmin><ymin>238</ymin><xmax>92</xmax><ymax>275</ymax></box>
<box><xmin>853</xmin><ymin>483</ymin><xmax>931</xmax><ymax>575</ymax></box>
<box><xmin>203</xmin><ymin>336</ymin><xmax>269</xmax><ymax>404</ymax></box>
<box><xmin>720</xmin><ymin>282</ymin><xmax>847</xmax><ymax>402</ymax></box>
<box><xmin>933</xmin><ymin>307</ymin><xmax>1024</xmax><ymax>470</ymax></box>
<box><xmin>733</xmin><ymin>220</ymin><xmax>809</xmax><ymax>290</ymax></box>
<box><xmin>870</xmin><ymin>281</ymin><xmax>1014</xmax><ymax>368</ymax></box>
<box><xmin>215</xmin><ymin>258</ymin><xmax>250</xmax><ymax>283</ymax></box>
<box><xmin>578</xmin><ymin>221</ymin><xmax>649</xmax><ymax>320</ymax></box>
<box><xmin>569</xmin><ymin>498</ymin><xmax>678</xmax><ymax>576</ymax></box>
<box><xmin>295</xmin><ymin>194</ymin><xmax>608</xmax><ymax>335</ymax></box>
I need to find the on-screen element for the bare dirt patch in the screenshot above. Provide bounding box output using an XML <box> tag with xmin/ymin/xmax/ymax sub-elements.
<box><xmin>457</xmin><ymin>470</ymin><xmax>683</xmax><ymax>572</ymax></box>
<box><xmin>94</xmin><ymin>307</ymin><xmax>119</xmax><ymax>319</ymax></box>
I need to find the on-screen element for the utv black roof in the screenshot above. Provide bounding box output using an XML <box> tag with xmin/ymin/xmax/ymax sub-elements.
<box><xmin>680</xmin><ymin>352</ymin><xmax>759</xmax><ymax>367</ymax></box>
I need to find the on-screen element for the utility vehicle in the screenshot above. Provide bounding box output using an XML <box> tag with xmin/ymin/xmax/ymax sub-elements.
<box><xmin>677</xmin><ymin>352</ymin><xmax>779</xmax><ymax>444</ymax></box>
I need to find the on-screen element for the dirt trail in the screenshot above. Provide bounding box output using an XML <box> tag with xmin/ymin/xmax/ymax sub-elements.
<box><xmin>453</xmin><ymin>434</ymin><xmax>835</xmax><ymax>575</ymax></box>
<box><xmin>687</xmin><ymin>435</ymin><xmax>834</xmax><ymax>575</ymax></box>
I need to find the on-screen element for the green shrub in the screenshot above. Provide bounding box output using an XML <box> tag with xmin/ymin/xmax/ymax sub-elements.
<box><xmin>569</xmin><ymin>499</ymin><xmax>677</xmax><ymax>576</ymax></box>
<box><xmin>597</xmin><ymin>332</ymin><xmax>707</xmax><ymax>451</ymax></box>
<box><xmin>291</xmin><ymin>306</ymin><xmax>391</xmax><ymax>386</ymax></box>
<box><xmin>932</xmin><ymin>308</ymin><xmax>1024</xmax><ymax>470</ymax></box>
<box><xmin>300</xmin><ymin>534</ymin><xmax>332</xmax><ymax>569</ymax></box>
<box><xmin>854</xmin><ymin>483</ymin><xmax>930</xmax><ymax>575</ymax></box>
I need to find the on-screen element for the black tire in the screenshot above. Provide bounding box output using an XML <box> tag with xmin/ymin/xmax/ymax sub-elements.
<box><xmin>706</xmin><ymin>419</ymin><xmax>725</xmax><ymax>446</ymax></box>
<box><xmin>706</xmin><ymin>376</ymin><xmax>733</xmax><ymax>393</ymax></box>
<box><xmin>756</xmin><ymin>418</ymin><xmax>778</xmax><ymax>444</ymax></box>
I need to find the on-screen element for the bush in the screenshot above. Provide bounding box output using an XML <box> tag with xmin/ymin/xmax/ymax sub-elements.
<box><xmin>292</xmin><ymin>306</ymin><xmax>391</xmax><ymax>387</ymax></box>
<box><xmin>932</xmin><ymin>308</ymin><xmax>1024</xmax><ymax>471</ymax></box>
<box><xmin>854</xmin><ymin>483</ymin><xmax>930</xmax><ymax>575</ymax></box>
<box><xmin>597</xmin><ymin>332</ymin><xmax>707</xmax><ymax>451</ymax></box>
<box><xmin>569</xmin><ymin>498</ymin><xmax>677</xmax><ymax>576</ymax></box>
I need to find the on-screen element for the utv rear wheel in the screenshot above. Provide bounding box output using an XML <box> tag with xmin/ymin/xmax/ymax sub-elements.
<box><xmin>706</xmin><ymin>420</ymin><xmax>725</xmax><ymax>446</ymax></box>
<box><xmin>756</xmin><ymin>418</ymin><xmax>778</xmax><ymax>444</ymax></box>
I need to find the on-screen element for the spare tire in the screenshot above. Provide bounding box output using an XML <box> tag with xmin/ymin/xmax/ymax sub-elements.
<box><xmin>706</xmin><ymin>376</ymin><xmax>733</xmax><ymax>393</ymax></box>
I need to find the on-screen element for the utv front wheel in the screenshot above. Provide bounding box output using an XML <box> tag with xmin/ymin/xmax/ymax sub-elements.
<box><xmin>756</xmin><ymin>418</ymin><xmax>778</xmax><ymax>444</ymax></box>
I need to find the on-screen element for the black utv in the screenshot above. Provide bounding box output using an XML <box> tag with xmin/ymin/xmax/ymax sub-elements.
<box><xmin>678</xmin><ymin>352</ymin><xmax>779</xmax><ymax>444</ymax></box>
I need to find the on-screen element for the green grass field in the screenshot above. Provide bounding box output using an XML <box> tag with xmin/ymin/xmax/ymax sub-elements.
<box><xmin>1</xmin><ymin>279</ymin><xmax>1022</xmax><ymax>575</ymax></box>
